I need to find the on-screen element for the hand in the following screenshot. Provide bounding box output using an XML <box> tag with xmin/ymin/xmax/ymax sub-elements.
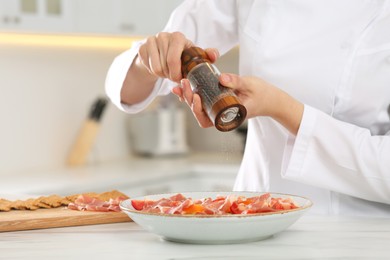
<box><xmin>138</xmin><ymin>32</ymin><xmax>219</xmax><ymax>83</ymax></box>
<box><xmin>172</xmin><ymin>73</ymin><xmax>304</xmax><ymax>135</ymax></box>
<box><xmin>121</xmin><ymin>32</ymin><xmax>219</xmax><ymax>105</ymax></box>
<box><xmin>171</xmin><ymin>74</ymin><xmax>270</xmax><ymax>129</ymax></box>
<box><xmin>219</xmin><ymin>73</ymin><xmax>278</xmax><ymax>119</ymax></box>
<box><xmin>220</xmin><ymin>73</ymin><xmax>304</xmax><ymax>135</ymax></box>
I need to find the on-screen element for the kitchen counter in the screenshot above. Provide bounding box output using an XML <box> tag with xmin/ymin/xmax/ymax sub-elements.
<box><xmin>1</xmin><ymin>154</ymin><xmax>390</xmax><ymax>259</ymax></box>
<box><xmin>0</xmin><ymin>152</ymin><xmax>242</xmax><ymax>197</ymax></box>
<box><xmin>1</xmin><ymin>215</ymin><xmax>389</xmax><ymax>259</ymax></box>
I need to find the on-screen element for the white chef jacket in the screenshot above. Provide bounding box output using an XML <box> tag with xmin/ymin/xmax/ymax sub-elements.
<box><xmin>106</xmin><ymin>0</ymin><xmax>390</xmax><ymax>216</ymax></box>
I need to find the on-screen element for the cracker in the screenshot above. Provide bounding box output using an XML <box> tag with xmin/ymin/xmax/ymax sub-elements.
<box><xmin>22</xmin><ymin>198</ymin><xmax>40</xmax><ymax>210</ymax></box>
<box><xmin>39</xmin><ymin>195</ymin><xmax>63</xmax><ymax>208</ymax></box>
<box><xmin>32</xmin><ymin>197</ymin><xmax>52</xmax><ymax>209</ymax></box>
<box><xmin>97</xmin><ymin>190</ymin><xmax>129</xmax><ymax>201</ymax></box>
<box><xmin>0</xmin><ymin>198</ymin><xmax>12</xmax><ymax>212</ymax></box>
<box><xmin>66</xmin><ymin>192</ymin><xmax>98</xmax><ymax>202</ymax></box>
<box><xmin>10</xmin><ymin>200</ymin><xmax>27</xmax><ymax>210</ymax></box>
<box><xmin>59</xmin><ymin>197</ymin><xmax>73</xmax><ymax>206</ymax></box>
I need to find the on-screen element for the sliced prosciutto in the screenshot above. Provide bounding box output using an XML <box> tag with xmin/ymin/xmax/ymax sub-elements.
<box><xmin>131</xmin><ymin>193</ymin><xmax>300</xmax><ymax>215</ymax></box>
<box><xmin>68</xmin><ymin>194</ymin><xmax>127</xmax><ymax>212</ymax></box>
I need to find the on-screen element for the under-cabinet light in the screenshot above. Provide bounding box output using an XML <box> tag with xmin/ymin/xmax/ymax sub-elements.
<box><xmin>0</xmin><ymin>32</ymin><xmax>142</xmax><ymax>49</ymax></box>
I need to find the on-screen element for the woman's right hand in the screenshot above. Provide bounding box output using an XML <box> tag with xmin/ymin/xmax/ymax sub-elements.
<box><xmin>137</xmin><ymin>32</ymin><xmax>219</xmax><ymax>83</ymax></box>
<box><xmin>122</xmin><ymin>31</ymin><xmax>219</xmax><ymax>108</ymax></box>
<box><xmin>122</xmin><ymin>32</ymin><xmax>198</xmax><ymax>105</ymax></box>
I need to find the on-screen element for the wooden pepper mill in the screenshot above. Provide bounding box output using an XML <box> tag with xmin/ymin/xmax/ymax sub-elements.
<box><xmin>181</xmin><ymin>46</ymin><xmax>247</xmax><ymax>132</ymax></box>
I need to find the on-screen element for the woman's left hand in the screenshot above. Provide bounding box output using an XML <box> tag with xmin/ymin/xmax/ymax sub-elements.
<box><xmin>172</xmin><ymin>73</ymin><xmax>304</xmax><ymax>135</ymax></box>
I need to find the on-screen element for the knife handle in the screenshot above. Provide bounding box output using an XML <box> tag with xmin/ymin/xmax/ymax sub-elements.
<box><xmin>66</xmin><ymin>97</ymin><xmax>107</xmax><ymax>167</ymax></box>
<box><xmin>66</xmin><ymin>120</ymin><xmax>100</xmax><ymax>166</ymax></box>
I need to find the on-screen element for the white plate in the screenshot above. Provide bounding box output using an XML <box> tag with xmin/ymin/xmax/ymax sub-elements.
<box><xmin>120</xmin><ymin>191</ymin><xmax>312</xmax><ymax>244</ymax></box>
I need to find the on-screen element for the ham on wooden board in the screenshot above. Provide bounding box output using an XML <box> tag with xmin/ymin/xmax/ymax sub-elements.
<box><xmin>67</xmin><ymin>194</ymin><xmax>128</xmax><ymax>212</ymax></box>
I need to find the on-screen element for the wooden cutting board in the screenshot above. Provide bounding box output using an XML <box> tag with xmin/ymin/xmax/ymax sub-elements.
<box><xmin>0</xmin><ymin>207</ymin><xmax>132</xmax><ymax>232</ymax></box>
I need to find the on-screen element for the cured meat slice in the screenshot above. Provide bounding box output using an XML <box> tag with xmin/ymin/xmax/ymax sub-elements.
<box><xmin>68</xmin><ymin>195</ymin><xmax>119</xmax><ymax>212</ymax></box>
<box><xmin>67</xmin><ymin>193</ymin><xmax>128</xmax><ymax>212</ymax></box>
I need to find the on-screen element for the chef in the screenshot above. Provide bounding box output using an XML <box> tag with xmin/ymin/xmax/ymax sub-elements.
<box><xmin>105</xmin><ymin>0</ymin><xmax>390</xmax><ymax>216</ymax></box>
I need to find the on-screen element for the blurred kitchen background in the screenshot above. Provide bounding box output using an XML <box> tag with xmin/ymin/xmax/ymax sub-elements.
<box><xmin>0</xmin><ymin>0</ymin><xmax>245</xmax><ymax>181</ymax></box>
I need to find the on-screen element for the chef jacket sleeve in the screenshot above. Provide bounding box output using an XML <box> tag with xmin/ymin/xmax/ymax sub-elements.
<box><xmin>105</xmin><ymin>0</ymin><xmax>239</xmax><ymax>114</ymax></box>
<box><xmin>282</xmin><ymin>105</ymin><xmax>390</xmax><ymax>204</ymax></box>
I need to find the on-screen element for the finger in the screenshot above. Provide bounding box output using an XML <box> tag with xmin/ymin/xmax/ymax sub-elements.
<box><xmin>205</xmin><ymin>48</ymin><xmax>220</xmax><ymax>63</ymax></box>
<box><xmin>159</xmin><ymin>50</ymin><xmax>169</xmax><ymax>78</ymax></box>
<box><xmin>181</xmin><ymin>78</ymin><xmax>194</xmax><ymax>106</ymax></box>
<box><xmin>192</xmin><ymin>94</ymin><xmax>214</xmax><ymax>128</ymax></box>
<box><xmin>155</xmin><ymin>33</ymin><xmax>170</xmax><ymax>78</ymax></box>
<box><xmin>171</xmin><ymin>86</ymin><xmax>184</xmax><ymax>102</ymax></box>
<box><xmin>145</xmin><ymin>37</ymin><xmax>166</xmax><ymax>78</ymax></box>
<box><xmin>167</xmin><ymin>32</ymin><xmax>194</xmax><ymax>82</ymax></box>
<box><xmin>219</xmin><ymin>73</ymin><xmax>241</xmax><ymax>89</ymax></box>
<box><xmin>138</xmin><ymin>45</ymin><xmax>152</xmax><ymax>74</ymax></box>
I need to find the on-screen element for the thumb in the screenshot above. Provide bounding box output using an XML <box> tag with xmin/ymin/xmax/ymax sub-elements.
<box><xmin>219</xmin><ymin>73</ymin><xmax>242</xmax><ymax>90</ymax></box>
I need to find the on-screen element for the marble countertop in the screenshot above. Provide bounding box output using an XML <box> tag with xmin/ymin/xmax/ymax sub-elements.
<box><xmin>1</xmin><ymin>215</ymin><xmax>389</xmax><ymax>259</ymax></box>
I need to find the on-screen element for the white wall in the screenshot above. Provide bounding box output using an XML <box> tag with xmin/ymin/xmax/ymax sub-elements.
<box><xmin>0</xmin><ymin>41</ymin><xmax>243</xmax><ymax>175</ymax></box>
<box><xmin>0</xmin><ymin>42</ymin><xmax>131</xmax><ymax>174</ymax></box>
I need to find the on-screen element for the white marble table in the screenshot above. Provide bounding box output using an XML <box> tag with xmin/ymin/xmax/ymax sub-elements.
<box><xmin>1</xmin><ymin>216</ymin><xmax>389</xmax><ymax>260</ymax></box>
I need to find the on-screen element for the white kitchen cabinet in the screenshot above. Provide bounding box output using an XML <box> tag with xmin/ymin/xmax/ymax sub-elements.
<box><xmin>71</xmin><ymin>0</ymin><xmax>118</xmax><ymax>35</ymax></box>
<box><xmin>0</xmin><ymin>0</ymin><xmax>183</xmax><ymax>35</ymax></box>
<box><xmin>0</xmin><ymin>0</ymin><xmax>73</xmax><ymax>33</ymax></box>
<box><xmin>112</xmin><ymin>0</ymin><xmax>183</xmax><ymax>36</ymax></box>
<box><xmin>74</xmin><ymin>0</ymin><xmax>183</xmax><ymax>36</ymax></box>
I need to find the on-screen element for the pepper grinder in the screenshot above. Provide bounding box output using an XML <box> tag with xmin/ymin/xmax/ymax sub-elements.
<box><xmin>181</xmin><ymin>47</ymin><xmax>247</xmax><ymax>132</ymax></box>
